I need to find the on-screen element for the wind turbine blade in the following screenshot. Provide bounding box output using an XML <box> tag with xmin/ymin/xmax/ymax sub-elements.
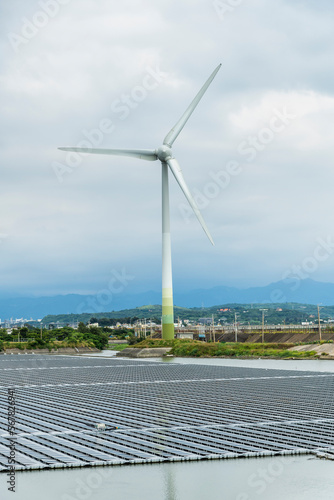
<box><xmin>163</xmin><ymin>64</ymin><xmax>221</xmax><ymax>147</ymax></box>
<box><xmin>166</xmin><ymin>158</ymin><xmax>214</xmax><ymax>245</ymax></box>
<box><xmin>58</xmin><ymin>147</ymin><xmax>158</xmax><ymax>161</ymax></box>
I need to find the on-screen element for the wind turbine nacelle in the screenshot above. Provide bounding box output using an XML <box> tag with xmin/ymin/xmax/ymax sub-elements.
<box><xmin>157</xmin><ymin>145</ymin><xmax>172</xmax><ymax>162</ymax></box>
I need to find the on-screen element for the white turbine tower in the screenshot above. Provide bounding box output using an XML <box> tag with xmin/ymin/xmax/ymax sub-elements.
<box><xmin>59</xmin><ymin>64</ymin><xmax>221</xmax><ymax>339</ymax></box>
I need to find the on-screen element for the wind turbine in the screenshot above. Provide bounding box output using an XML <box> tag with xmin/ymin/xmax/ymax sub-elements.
<box><xmin>59</xmin><ymin>64</ymin><xmax>221</xmax><ymax>339</ymax></box>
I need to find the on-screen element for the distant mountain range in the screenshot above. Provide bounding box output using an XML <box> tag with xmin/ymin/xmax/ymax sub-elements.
<box><xmin>1</xmin><ymin>278</ymin><xmax>334</xmax><ymax>320</ymax></box>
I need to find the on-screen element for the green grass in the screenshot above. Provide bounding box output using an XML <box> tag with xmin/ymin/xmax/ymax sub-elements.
<box><xmin>2</xmin><ymin>337</ymin><xmax>322</xmax><ymax>358</ymax></box>
<box><xmin>128</xmin><ymin>339</ymin><xmax>181</xmax><ymax>348</ymax></box>
<box><xmin>3</xmin><ymin>340</ymin><xmax>94</xmax><ymax>351</ymax></box>
<box><xmin>107</xmin><ymin>344</ymin><xmax>130</xmax><ymax>351</ymax></box>
<box><xmin>131</xmin><ymin>339</ymin><xmax>318</xmax><ymax>358</ymax></box>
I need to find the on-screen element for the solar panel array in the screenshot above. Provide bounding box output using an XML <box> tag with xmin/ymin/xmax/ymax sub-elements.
<box><xmin>0</xmin><ymin>354</ymin><xmax>334</xmax><ymax>471</ymax></box>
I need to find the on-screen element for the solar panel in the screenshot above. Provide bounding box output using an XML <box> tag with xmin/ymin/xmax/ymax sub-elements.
<box><xmin>0</xmin><ymin>354</ymin><xmax>333</xmax><ymax>471</ymax></box>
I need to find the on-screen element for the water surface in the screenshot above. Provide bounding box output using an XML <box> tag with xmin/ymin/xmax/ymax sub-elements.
<box><xmin>2</xmin><ymin>454</ymin><xmax>333</xmax><ymax>500</ymax></box>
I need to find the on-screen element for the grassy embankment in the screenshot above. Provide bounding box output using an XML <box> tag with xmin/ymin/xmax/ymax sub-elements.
<box><xmin>107</xmin><ymin>343</ymin><xmax>130</xmax><ymax>351</ymax></box>
<box><xmin>130</xmin><ymin>339</ymin><xmax>323</xmax><ymax>358</ymax></box>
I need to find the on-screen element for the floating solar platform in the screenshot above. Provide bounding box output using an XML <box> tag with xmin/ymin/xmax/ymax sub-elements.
<box><xmin>0</xmin><ymin>354</ymin><xmax>334</xmax><ymax>471</ymax></box>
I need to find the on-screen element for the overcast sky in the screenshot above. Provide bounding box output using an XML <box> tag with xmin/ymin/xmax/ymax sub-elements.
<box><xmin>1</xmin><ymin>0</ymin><xmax>334</xmax><ymax>299</ymax></box>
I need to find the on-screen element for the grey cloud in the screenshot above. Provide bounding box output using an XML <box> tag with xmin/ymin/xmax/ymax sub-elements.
<box><xmin>1</xmin><ymin>0</ymin><xmax>334</xmax><ymax>298</ymax></box>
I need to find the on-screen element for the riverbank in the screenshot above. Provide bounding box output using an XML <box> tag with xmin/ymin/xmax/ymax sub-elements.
<box><xmin>124</xmin><ymin>339</ymin><xmax>334</xmax><ymax>359</ymax></box>
<box><xmin>108</xmin><ymin>343</ymin><xmax>130</xmax><ymax>351</ymax></box>
<box><xmin>0</xmin><ymin>341</ymin><xmax>100</xmax><ymax>355</ymax></box>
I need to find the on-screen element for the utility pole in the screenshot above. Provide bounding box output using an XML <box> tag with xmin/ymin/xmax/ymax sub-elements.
<box><xmin>259</xmin><ymin>309</ymin><xmax>268</xmax><ymax>343</ymax></box>
<box><xmin>212</xmin><ymin>314</ymin><xmax>215</xmax><ymax>343</ymax></box>
<box><xmin>234</xmin><ymin>313</ymin><xmax>238</xmax><ymax>343</ymax></box>
<box><xmin>40</xmin><ymin>323</ymin><xmax>43</xmax><ymax>340</ymax></box>
<box><xmin>317</xmin><ymin>304</ymin><xmax>322</xmax><ymax>342</ymax></box>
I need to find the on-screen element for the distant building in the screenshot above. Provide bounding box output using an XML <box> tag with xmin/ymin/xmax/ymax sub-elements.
<box><xmin>199</xmin><ymin>318</ymin><xmax>212</xmax><ymax>325</ymax></box>
<box><xmin>176</xmin><ymin>333</ymin><xmax>194</xmax><ymax>340</ymax></box>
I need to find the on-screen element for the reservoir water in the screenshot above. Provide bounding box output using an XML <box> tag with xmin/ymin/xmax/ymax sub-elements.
<box><xmin>83</xmin><ymin>349</ymin><xmax>334</xmax><ymax>373</ymax></box>
<box><xmin>1</xmin><ymin>354</ymin><xmax>334</xmax><ymax>500</ymax></box>
<box><xmin>2</xmin><ymin>454</ymin><xmax>334</xmax><ymax>500</ymax></box>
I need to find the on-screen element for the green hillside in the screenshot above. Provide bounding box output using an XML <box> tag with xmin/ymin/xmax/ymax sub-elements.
<box><xmin>42</xmin><ymin>302</ymin><xmax>334</xmax><ymax>326</ymax></box>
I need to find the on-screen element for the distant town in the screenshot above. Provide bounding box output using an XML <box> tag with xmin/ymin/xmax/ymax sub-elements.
<box><xmin>2</xmin><ymin>302</ymin><xmax>334</xmax><ymax>335</ymax></box>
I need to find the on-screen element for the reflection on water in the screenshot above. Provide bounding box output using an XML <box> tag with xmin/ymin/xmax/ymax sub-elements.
<box><xmin>164</xmin><ymin>466</ymin><xmax>178</xmax><ymax>500</ymax></box>
<box><xmin>81</xmin><ymin>350</ymin><xmax>118</xmax><ymax>357</ymax></box>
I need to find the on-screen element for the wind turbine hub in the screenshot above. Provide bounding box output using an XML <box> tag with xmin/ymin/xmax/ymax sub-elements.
<box><xmin>157</xmin><ymin>145</ymin><xmax>172</xmax><ymax>162</ymax></box>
